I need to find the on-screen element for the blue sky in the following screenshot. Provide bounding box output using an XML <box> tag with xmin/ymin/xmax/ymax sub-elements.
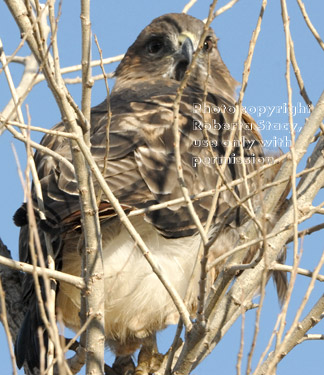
<box><xmin>1</xmin><ymin>1</ymin><xmax>324</xmax><ymax>374</ymax></box>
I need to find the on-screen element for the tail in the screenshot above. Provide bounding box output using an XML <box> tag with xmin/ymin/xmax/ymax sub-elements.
<box><xmin>273</xmin><ymin>248</ymin><xmax>288</xmax><ymax>304</ymax></box>
<box><xmin>15</xmin><ymin>298</ymin><xmax>48</xmax><ymax>370</ymax></box>
<box><xmin>13</xmin><ymin>204</ymin><xmax>49</xmax><ymax>370</ymax></box>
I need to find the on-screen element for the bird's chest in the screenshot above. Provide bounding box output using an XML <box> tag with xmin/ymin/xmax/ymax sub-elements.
<box><xmin>57</xmin><ymin>217</ymin><xmax>201</xmax><ymax>343</ymax></box>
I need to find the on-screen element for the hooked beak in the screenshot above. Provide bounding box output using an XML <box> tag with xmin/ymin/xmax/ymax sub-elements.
<box><xmin>173</xmin><ymin>34</ymin><xmax>194</xmax><ymax>81</ymax></box>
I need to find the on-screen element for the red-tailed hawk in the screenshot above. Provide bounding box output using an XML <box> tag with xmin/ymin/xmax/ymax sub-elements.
<box><xmin>14</xmin><ymin>13</ymin><xmax>286</xmax><ymax>373</ymax></box>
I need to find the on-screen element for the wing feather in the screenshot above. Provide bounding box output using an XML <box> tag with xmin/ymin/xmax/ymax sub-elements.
<box><xmin>30</xmin><ymin>80</ymin><xmax>264</xmax><ymax>238</ymax></box>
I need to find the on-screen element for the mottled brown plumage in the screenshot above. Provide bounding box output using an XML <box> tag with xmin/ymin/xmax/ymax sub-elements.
<box><xmin>14</xmin><ymin>13</ymin><xmax>286</xmax><ymax>371</ymax></box>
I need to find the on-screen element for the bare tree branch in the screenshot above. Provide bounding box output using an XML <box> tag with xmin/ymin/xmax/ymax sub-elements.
<box><xmin>296</xmin><ymin>0</ymin><xmax>324</xmax><ymax>51</ymax></box>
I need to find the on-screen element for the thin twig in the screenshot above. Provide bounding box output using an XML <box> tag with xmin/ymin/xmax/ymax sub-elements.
<box><xmin>289</xmin><ymin>35</ymin><xmax>313</xmax><ymax>110</ymax></box>
<box><xmin>271</xmin><ymin>263</ymin><xmax>324</xmax><ymax>283</ymax></box>
<box><xmin>236</xmin><ymin>295</ymin><xmax>245</xmax><ymax>375</ymax></box>
<box><xmin>0</xmin><ymin>251</ymin><xmax>86</xmax><ymax>290</ymax></box>
<box><xmin>80</xmin><ymin>0</ymin><xmax>93</xmax><ymax>141</ymax></box>
<box><xmin>286</xmin><ymin>222</ymin><xmax>324</xmax><ymax>243</ymax></box>
<box><xmin>0</xmin><ymin>1</ymin><xmax>48</xmax><ymax>74</ymax></box>
<box><xmin>276</xmin><ymin>0</ymin><xmax>299</xmax><ymax>354</ymax></box>
<box><xmin>202</xmin><ymin>0</ymin><xmax>241</xmax><ymax>22</ymax></box>
<box><xmin>164</xmin><ymin>320</ymin><xmax>183</xmax><ymax>375</ymax></box>
<box><xmin>296</xmin><ymin>0</ymin><xmax>324</xmax><ymax>51</ymax></box>
<box><xmin>3</xmin><ymin>121</ymin><xmax>75</xmax><ymax>170</ymax></box>
<box><xmin>213</xmin><ymin>0</ymin><xmax>241</xmax><ymax>18</ymax></box>
<box><xmin>63</xmin><ymin>71</ymin><xmax>114</xmax><ymax>85</ymax></box>
<box><xmin>182</xmin><ymin>0</ymin><xmax>197</xmax><ymax>14</ymax></box>
<box><xmin>235</xmin><ymin>0</ymin><xmax>268</xmax><ymax>215</ymax></box>
<box><xmin>93</xmin><ymin>34</ymin><xmax>111</xmax><ymax>206</ymax></box>
<box><xmin>246</xmin><ymin>171</ymin><xmax>269</xmax><ymax>375</ymax></box>
<box><xmin>2</xmin><ymin>119</ymin><xmax>78</xmax><ymax>138</ymax></box>
<box><xmin>298</xmin><ymin>334</ymin><xmax>324</xmax><ymax>343</ymax></box>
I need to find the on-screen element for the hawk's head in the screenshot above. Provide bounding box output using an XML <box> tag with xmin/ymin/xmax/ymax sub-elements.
<box><xmin>115</xmin><ymin>13</ymin><xmax>237</xmax><ymax>101</ymax></box>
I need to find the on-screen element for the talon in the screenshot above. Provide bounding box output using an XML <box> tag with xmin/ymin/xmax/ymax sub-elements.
<box><xmin>135</xmin><ymin>336</ymin><xmax>164</xmax><ymax>375</ymax></box>
<box><xmin>112</xmin><ymin>355</ymin><xmax>135</xmax><ymax>375</ymax></box>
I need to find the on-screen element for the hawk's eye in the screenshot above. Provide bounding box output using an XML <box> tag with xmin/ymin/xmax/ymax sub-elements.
<box><xmin>146</xmin><ymin>38</ymin><xmax>164</xmax><ymax>54</ymax></box>
<box><xmin>203</xmin><ymin>37</ymin><xmax>213</xmax><ymax>53</ymax></box>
